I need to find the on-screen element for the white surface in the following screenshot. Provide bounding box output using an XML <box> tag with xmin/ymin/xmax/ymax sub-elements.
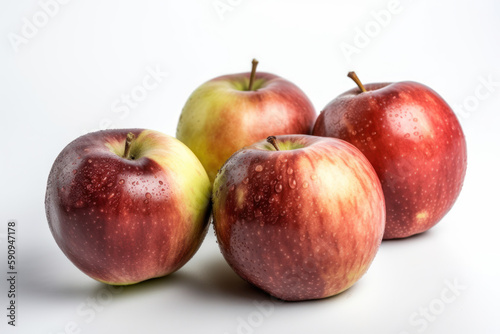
<box><xmin>1</xmin><ymin>0</ymin><xmax>499</xmax><ymax>333</ymax></box>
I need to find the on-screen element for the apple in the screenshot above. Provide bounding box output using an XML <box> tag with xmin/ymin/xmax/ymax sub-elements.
<box><xmin>45</xmin><ymin>129</ymin><xmax>212</xmax><ymax>284</ymax></box>
<box><xmin>176</xmin><ymin>59</ymin><xmax>316</xmax><ymax>182</ymax></box>
<box><xmin>313</xmin><ymin>72</ymin><xmax>467</xmax><ymax>239</ymax></box>
<box><xmin>212</xmin><ymin>135</ymin><xmax>385</xmax><ymax>301</ymax></box>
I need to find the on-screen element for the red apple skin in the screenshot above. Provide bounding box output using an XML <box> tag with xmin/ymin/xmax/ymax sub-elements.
<box><xmin>313</xmin><ymin>82</ymin><xmax>467</xmax><ymax>239</ymax></box>
<box><xmin>212</xmin><ymin>135</ymin><xmax>385</xmax><ymax>301</ymax></box>
<box><xmin>45</xmin><ymin>129</ymin><xmax>212</xmax><ymax>284</ymax></box>
<box><xmin>176</xmin><ymin>71</ymin><xmax>317</xmax><ymax>182</ymax></box>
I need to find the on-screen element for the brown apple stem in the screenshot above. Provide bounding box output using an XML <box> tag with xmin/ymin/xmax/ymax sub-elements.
<box><xmin>248</xmin><ymin>59</ymin><xmax>259</xmax><ymax>91</ymax></box>
<box><xmin>267</xmin><ymin>136</ymin><xmax>280</xmax><ymax>151</ymax></box>
<box><xmin>347</xmin><ymin>71</ymin><xmax>367</xmax><ymax>93</ymax></box>
<box><xmin>123</xmin><ymin>132</ymin><xmax>135</xmax><ymax>159</ymax></box>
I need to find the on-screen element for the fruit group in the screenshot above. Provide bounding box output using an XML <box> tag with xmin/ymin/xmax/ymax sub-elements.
<box><xmin>176</xmin><ymin>59</ymin><xmax>316</xmax><ymax>182</ymax></box>
<box><xmin>45</xmin><ymin>129</ymin><xmax>211</xmax><ymax>284</ymax></box>
<box><xmin>313</xmin><ymin>72</ymin><xmax>467</xmax><ymax>239</ymax></box>
<box><xmin>212</xmin><ymin>135</ymin><xmax>385</xmax><ymax>301</ymax></box>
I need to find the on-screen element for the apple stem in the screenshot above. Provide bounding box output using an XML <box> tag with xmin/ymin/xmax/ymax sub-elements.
<box><xmin>248</xmin><ymin>59</ymin><xmax>259</xmax><ymax>91</ymax></box>
<box><xmin>347</xmin><ymin>71</ymin><xmax>367</xmax><ymax>93</ymax></box>
<box><xmin>123</xmin><ymin>132</ymin><xmax>135</xmax><ymax>159</ymax></box>
<box><xmin>267</xmin><ymin>136</ymin><xmax>280</xmax><ymax>151</ymax></box>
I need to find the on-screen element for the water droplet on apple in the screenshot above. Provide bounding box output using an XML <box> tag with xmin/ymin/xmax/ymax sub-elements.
<box><xmin>299</xmin><ymin>234</ymin><xmax>306</xmax><ymax>241</ymax></box>
<box><xmin>280</xmin><ymin>210</ymin><xmax>286</xmax><ymax>216</ymax></box>
<box><xmin>144</xmin><ymin>199</ymin><xmax>149</xmax><ymax>204</ymax></box>
<box><xmin>302</xmin><ymin>182</ymin><xmax>309</xmax><ymax>188</ymax></box>
<box><xmin>287</xmin><ymin>168</ymin><xmax>293</xmax><ymax>175</ymax></box>
<box><xmin>419</xmin><ymin>135</ymin><xmax>424</xmax><ymax>140</ymax></box>
<box><xmin>255</xmin><ymin>209</ymin><xmax>263</xmax><ymax>217</ymax></box>
<box><xmin>275</xmin><ymin>183</ymin><xmax>283</xmax><ymax>193</ymax></box>
<box><xmin>72</xmin><ymin>169</ymin><xmax>77</xmax><ymax>175</ymax></box>
<box><xmin>243</xmin><ymin>178</ymin><xmax>249</xmax><ymax>184</ymax></box>
<box><xmin>404</xmin><ymin>133</ymin><xmax>410</xmax><ymax>138</ymax></box>
<box><xmin>229</xmin><ymin>185</ymin><xmax>235</xmax><ymax>192</ymax></box>
<box><xmin>145</xmin><ymin>192</ymin><xmax>152</xmax><ymax>199</ymax></box>
<box><xmin>277</xmin><ymin>175</ymin><xmax>282</xmax><ymax>180</ymax></box>
<box><xmin>288</xmin><ymin>179</ymin><xmax>297</xmax><ymax>189</ymax></box>
<box><xmin>159</xmin><ymin>181</ymin><xmax>163</xmax><ymax>185</ymax></box>
<box><xmin>254</xmin><ymin>194</ymin><xmax>262</xmax><ymax>202</ymax></box>
<box><xmin>255</xmin><ymin>165</ymin><xmax>263</xmax><ymax>172</ymax></box>
<box><xmin>88</xmin><ymin>159</ymin><xmax>92</xmax><ymax>163</ymax></box>
<box><xmin>413</xmin><ymin>118</ymin><xmax>418</xmax><ymax>122</ymax></box>
<box><xmin>311</xmin><ymin>174</ymin><xmax>317</xmax><ymax>180</ymax></box>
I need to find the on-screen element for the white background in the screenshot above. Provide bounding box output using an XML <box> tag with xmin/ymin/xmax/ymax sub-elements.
<box><xmin>1</xmin><ymin>0</ymin><xmax>499</xmax><ymax>333</ymax></box>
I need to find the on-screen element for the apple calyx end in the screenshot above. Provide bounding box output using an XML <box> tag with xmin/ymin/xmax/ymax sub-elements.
<box><xmin>347</xmin><ymin>71</ymin><xmax>367</xmax><ymax>93</ymax></box>
<box><xmin>123</xmin><ymin>132</ymin><xmax>136</xmax><ymax>159</ymax></box>
<box><xmin>248</xmin><ymin>59</ymin><xmax>259</xmax><ymax>91</ymax></box>
<box><xmin>267</xmin><ymin>136</ymin><xmax>280</xmax><ymax>151</ymax></box>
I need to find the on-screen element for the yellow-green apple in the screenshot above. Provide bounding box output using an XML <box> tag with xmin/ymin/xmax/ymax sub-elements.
<box><xmin>176</xmin><ymin>59</ymin><xmax>316</xmax><ymax>182</ymax></box>
<box><xmin>212</xmin><ymin>135</ymin><xmax>385</xmax><ymax>301</ymax></box>
<box><xmin>45</xmin><ymin>129</ymin><xmax>211</xmax><ymax>284</ymax></box>
<box><xmin>313</xmin><ymin>72</ymin><xmax>467</xmax><ymax>239</ymax></box>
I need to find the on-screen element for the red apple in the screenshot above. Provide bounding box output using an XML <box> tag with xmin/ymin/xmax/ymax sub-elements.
<box><xmin>45</xmin><ymin>129</ymin><xmax>212</xmax><ymax>284</ymax></box>
<box><xmin>313</xmin><ymin>72</ymin><xmax>467</xmax><ymax>239</ymax></box>
<box><xmin>176</xmin><ymin>59</ymin><xmax>316</xmax><ymax>182</ymax></box>
<box><xmin>212</xmin><ymin>135</ymin><xmax>385</xmax><ymax>301</ymax></box>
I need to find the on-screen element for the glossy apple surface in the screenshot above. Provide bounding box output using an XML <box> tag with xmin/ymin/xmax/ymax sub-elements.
<box><xmin>176</xmin><ymin>61</ymin><xmax>316</xmax><ymax>182</ymax></box>
<box><xmin>45</xmin><ymin>129</ymin><xmax>212</xmax><ymax>284</ymax></box>
<box><xmin>212</xmin><ymin>135</ymin><xmax>385</xmax><ymax>301</ymax></box>
<box><xmin>313</xmin><ymin>78</ymin><xmax>467</xmax><ymax>239</ymax></box>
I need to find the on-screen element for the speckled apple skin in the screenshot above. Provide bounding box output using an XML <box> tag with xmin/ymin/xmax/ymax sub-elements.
<box><xmin>176</xmin><ymin>72</ymin><xmax>316</xmax><ymax>182</ymax></box>
<box><xmin>313</xmin><ymin>82</ymin><xmax>467</xmax><ymax>239</ymax></box>
<box><xmin>45</xmin><ymin>129</ymin><xmax>211</xmax><ymax>284</ymax></box>
<box><xmin>212</xmin><ymin>135</ymin><xmax>385</xmax><ymax>301</ymax></box>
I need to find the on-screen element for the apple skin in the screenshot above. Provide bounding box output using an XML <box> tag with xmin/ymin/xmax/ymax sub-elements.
<box><xmin>212</xmin><ymin>135</ymin><xmax>385</xmax><ymax>301</ymax></box>
<box><xmin>176</xmin><ymin>71</ymin><xmax>316</xmax><ymax>182</ymax></box>
<box><xmin>313</xmin><ymin>81</ymin><xmax>467</xmax><ymax>239</ymax></box>
<box><xmin>45</xmin><ymin>129</ymin><xmax>212</xmax><ymax>284</ymax></box>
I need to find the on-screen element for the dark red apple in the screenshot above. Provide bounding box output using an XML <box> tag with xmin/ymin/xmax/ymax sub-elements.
<box><xmin>313</xmin><ymin>72</ymin><xmax>467</xmax><ymax>239</ymax></box>
<box><xmin>212</xmin><ymin>135</ymin><xmax>385</xmax><ymax>301</ymax></box>
<box><xmin>45</xmin><ymin>129</ymin><xmax>212</xmax><ymax>284</ymax></box>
